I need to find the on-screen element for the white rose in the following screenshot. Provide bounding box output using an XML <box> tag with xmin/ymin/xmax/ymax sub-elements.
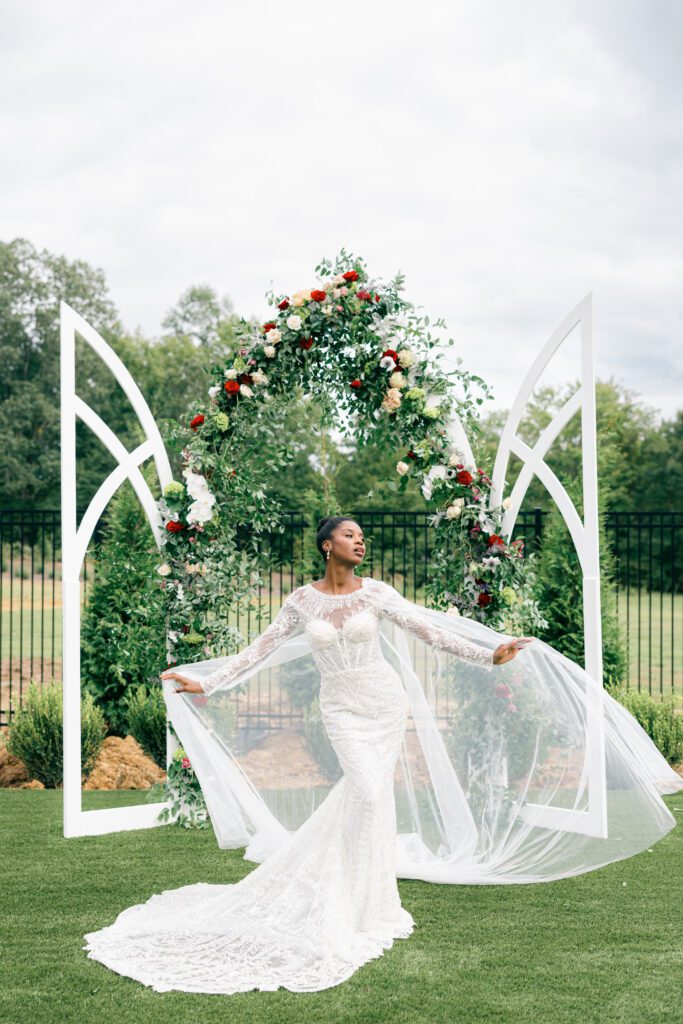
<box><xmin>380</xmin><ymin>356</ymin><xmax>396</xmax><ymax>370</ymax></box>
<box><xmin>420</xmin><ymin>464</ymin><xmax>448</xmax><ymax>500</ymax></box>
<box><xmin>286</xmin><ymin>315</ymin><xmax>302</xmax><ymax>330</ymax></box>
<box><xmin>156</xmin><ymin>563</ymin><xmax>172</xmax><ymax>577</ymax></box>
<box><xmin>208</xmin><ymin>385</ymin><xmax>220</xmax><ymax>399</ymax></box>
<box><xmin>502</xmin><ymin>497</ymin><xmax>512</xmax><ymax>510</ymax></box>
<box><xmin>187</xmin><ymin>499</ymin><xmax>214</xmax><ymax>525</ymax></box>
<box><xmin>453</xmin><ymin>497</ymin><xmax>465</xmax><ymax>508</ymax></box>
<box><xmin>183</xmin><ymin>469</ymin><xmax>211</xmax><ymax>501</ymax></box>
<box><xmin>396</xmin><ymin>461</ymin><xmax>410</xmax><ymax>476</ymax></box>
<box><xmin>445</xmin><ymin>504</ymin><xmax>462</xmax><ymax>519</ymax></box>
<box><xmin>397</xmin><ymin>349</ymin><xmax>416</xmax><ymax>368</ymax></box>
<box><xmin>468</xmin><ymin>562</ymin><xmax>478</xmax><ymax>575</ymax></box>
<box><xmin>225</xmin><ymin>369</ymin><xmax>238</xmax><ymax>380</ymax></box>
<box><xmin>251</xmin><ymin>370</ymin><xmax>268</xmax><ymax>385</ymax></box>
<box><xmin>263</xmin><ymin>345</ymin><xmax>276</xmax><ymax>358</ymax></box>
<box><xmin>267</xmin><ymin>329</ymin><xmax>281</xmax><ymax>344</ymax></box>
<box><xmin>240</xmin><ymin>384</ymin><xmax>254</xmax><ymax>397</ymax></box>
<box><xmin>389</xmin><ymin>372</ymin><xmax>406</xmax><ymax>389</ymax></box>
<box><xmin>332</xmin><ymin>274</ymin><xmax>346</xmax><ymax>285</ymax></box>
<box><xmin>290</xmin><ymin>295</ymin><xmax>305</xmax><ymax>307</ymax></box>
<box><xmin>446</xmin><ymin>604</ymin><xmax>460</xmax><ymax>617</ymax></box>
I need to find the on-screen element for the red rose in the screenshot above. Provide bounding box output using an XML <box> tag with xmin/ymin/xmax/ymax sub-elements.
<box><xmin>357</xmin><ymin>289</ymin><xmax>372</xmax><ymax>301</ymax></box>
<box><xmin>189</xmin><ymin>414</ymin><xmax>205</xmax><ymax>431</ymax></box>
<box><xmin>382</xmin><ymin>348</ymin><xmax>399</xmax><ymax>362</ymax></box>
<box><xmin>343</xmin><ymin>270</ymin><xmax>359</xmax><ymax>282</ymax></box>
<box><xmin>350</xmin><ymin>379</ymin><xmax>363</xmax><ymax>389</ymax></box>
<box><xmin>181</xmin><ymin>625</ymin><xmax>190</xmax><ymax>634</ymax></box>
<box><xmin>263</xmin><ymin>322</ymin><xmax>277</xmax><ymax>332</ymax></box>
<box><xmin>237</xmin><ymin>373</ymin><xmax>253</xmax><ymax>385</ymax></box>
<box><xmin>374</xmin><ymin>293</ymin><xmax>380</xmax><ymax>302</ymax></box>
<box><xmin>407</xmin><ymin>450</ymin><xmax>417</xmax><ymax>460</ymax></box>
<box><xmin>477</xmin><ymin>593</ymin><xmax>492</xmax><ymax>607</ymax></box>
<box><xmin>277</xmin><ymin>299</ymin><xmax>289</xmax><ymax>310</ymax></box>
<box><xmin>165</xmin><ymin>520</ymin><xmax>186</xmax><ymax>534</ymax></box>
<box><xmin>300</xmin><ymin>338</ymin><xmax>314</xmax><ymax>350</ymax></box>
<box><xmin>310</xmin><ymin>289</ymin><xmax>326</xmax><ymax>302</ymax></box>
<box><xmin>487</xmin><ymin>534</ymin><xmax>505</xmax><ymax>550</ymax></box>
<box><xmin>224</xmin><ymin>380</ymin><xmax>240</xmax><ymax>394</ymax></box>
<box><xmin>456</xmin><ymin>470</ymin><xmax>473</xmax><ymax>486</ymax></box>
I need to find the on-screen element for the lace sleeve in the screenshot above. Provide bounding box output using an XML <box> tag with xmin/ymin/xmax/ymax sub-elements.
<box><xmin>378</xmin><ymin>585</ymin><xmax>495</xmax><ymax>670</ymax></box>
<box><xmin>202</xmin><ymin>596</ymin><xmax>302</xmax><ymax>695</ymax></box>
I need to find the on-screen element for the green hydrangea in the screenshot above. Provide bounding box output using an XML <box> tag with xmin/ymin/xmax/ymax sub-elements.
<box><xmin>501</xmin><ymin>586</ymin><xmax>517</xmax><ymax>607</ymax></box>
<box><xmin>163</xmin><ymin>481</ymin><xmax>185</xmax><ymax>502</ymax></box>
<box><xmin>213</xmin><ymin>411</ymin><xmax>229</xmax><ymax>431</ymax></box>
<box><xmin>181</xmin><ymin>631</ymin><xmax>205</xmax><ymax>645</ymax></box>
<box><xmin>172</xmin><ymin>746</ymin><xmax>187</xmax><ymax>762</ymax></box>
<box><xmin>422</xmin><ymin>407</ymin><xmax>440</xmax><ymax>419</ymax></box>
<box><xmin>405</xmin><ymin>387</ymin><xmax>426</xmax><ymax>401</ymax></box>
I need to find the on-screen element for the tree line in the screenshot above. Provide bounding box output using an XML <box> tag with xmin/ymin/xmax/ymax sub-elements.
<box><xmin>1</xmin><ymin>236</ymin><xmax>681</xmax><ymax>516</ymax></box>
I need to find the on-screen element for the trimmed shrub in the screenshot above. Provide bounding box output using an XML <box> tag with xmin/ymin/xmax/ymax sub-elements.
<box><xmin>81</xmin><ymin>478</ymin><xmax>167</xmax><ymax>735</ymax></box>
<box><xmin>125</xmin><ymin>684</ymin><xmax>167</xmax><ymax>769</ymax></box>
<box><xmin>8</xmin><ymin>682</ymin><xmax>106</xmax><ymax>788</ymax></box>
<box><xmin>607</xmin><ymin>685</ymin><xmax>683</xmax><ymax>764</ymax></box>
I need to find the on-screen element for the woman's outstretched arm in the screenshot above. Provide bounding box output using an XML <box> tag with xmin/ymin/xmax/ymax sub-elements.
<box><xmin>161</xmin><ymin>594</ymin><xmax>302</xmax><ymax>695</ymax></box>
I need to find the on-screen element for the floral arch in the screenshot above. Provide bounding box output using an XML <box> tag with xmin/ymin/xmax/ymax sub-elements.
<box><xmin>155</xmin><ymin>251</ymin><xmax>545</xmax><ymax>672</ymax></box>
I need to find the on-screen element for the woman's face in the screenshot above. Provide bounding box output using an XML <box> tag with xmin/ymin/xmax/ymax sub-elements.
<box><xmin>329</xmin><ymin>520</ymin><xmax>365</xmax><ymax>566</ymax></box>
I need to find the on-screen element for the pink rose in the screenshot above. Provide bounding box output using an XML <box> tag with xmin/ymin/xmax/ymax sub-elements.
<box><xmin>181</xmin><ymin>757</ymin><xmax>191</xmax><ymax>769</ymax></box>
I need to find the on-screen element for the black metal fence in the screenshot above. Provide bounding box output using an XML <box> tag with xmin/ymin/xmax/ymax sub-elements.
<box><xmin>1</xmin><ymin>507</ymin><xmax>681</xmax><ymax>726</ymax></box>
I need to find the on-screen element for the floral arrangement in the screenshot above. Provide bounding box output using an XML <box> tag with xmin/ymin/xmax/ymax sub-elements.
<box><xmin>157</xmin><ymin>747</ymin><xmax>210</xmax><ymax>829</ymax></box>
<box><xmin>155</xmin><ymin>250</ymin><xmax>544</xmax><ymax>671</ymax></box>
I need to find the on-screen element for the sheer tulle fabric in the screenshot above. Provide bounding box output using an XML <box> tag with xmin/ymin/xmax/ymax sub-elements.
<box><xmin>83</xmin><ymin>577</ymin><xmax>682</xmax><ymax>993</ymax></box>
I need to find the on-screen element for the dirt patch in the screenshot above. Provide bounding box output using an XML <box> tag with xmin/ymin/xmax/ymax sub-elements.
<box><xmin>84</xmin><ymin>736</ymin><xmax>165</xmax><ymax>791</ymax></box>
<box><xmin>238</xmin><ymin>731</ymin><xmax>330</xmax><ymax>788</ymax></box>
<box><xmin>0</xmin><ymin>738</ymin><xmax>29</xmax><ymax>787</ymax></box>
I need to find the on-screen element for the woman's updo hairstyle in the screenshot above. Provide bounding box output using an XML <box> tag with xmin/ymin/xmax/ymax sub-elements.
<box><xmin>315</xmin><ymin>516</ymin><xmax>356</xmax><ymax>563</ymax></box>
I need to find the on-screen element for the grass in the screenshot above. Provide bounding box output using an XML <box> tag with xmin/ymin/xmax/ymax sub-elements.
<box><xmin>1</xmin><ymin>790</ymin><xmax>683</xmax><ymax>1024</ymax></box>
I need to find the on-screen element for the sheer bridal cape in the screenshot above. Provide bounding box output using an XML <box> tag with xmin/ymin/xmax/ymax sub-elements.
<box><xmin>84</xmin><ymin>576</ymin><xmax>682</xmax><ymax>994</ymax></box>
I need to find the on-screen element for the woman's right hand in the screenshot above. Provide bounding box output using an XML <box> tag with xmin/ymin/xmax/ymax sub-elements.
<box><xmin>159</xmin><ymin>670</ymin><xmax>205</xmax><ymax>694</ymax></box>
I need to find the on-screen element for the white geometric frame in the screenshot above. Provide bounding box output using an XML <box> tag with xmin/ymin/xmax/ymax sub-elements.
<box><xmin>60</xmin><ymin>302</ymin><xmax>175</xmax><ymax>838</ymax></box>
<box><xmin>489</xmin><ymin>293</ymin><xmax>607</xmax><ymax>838</ymax></box>
<box><xmin>61</xmin><ymin>295</ymin><xmax>607</xmax><ymax>840</ymax></box>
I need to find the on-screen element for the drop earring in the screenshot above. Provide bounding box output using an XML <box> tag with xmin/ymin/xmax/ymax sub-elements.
<box><xmin>326</xmin><ymin>550</ymin><xmax>330</xmax><ymax>560</ymax></box>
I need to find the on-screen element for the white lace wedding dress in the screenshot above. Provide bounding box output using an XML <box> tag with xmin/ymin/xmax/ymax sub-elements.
<box><xmin>83</xmin><ymin>577</ymin><xmax>683</xmax><ymax>994</ymax></box>
<box><xmin>83</xmin><ymin>579</ymin><xmax>493</xmax><ymax>993</ymax></box>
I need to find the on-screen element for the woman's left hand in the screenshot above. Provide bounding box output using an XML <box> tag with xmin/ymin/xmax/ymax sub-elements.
<box><xmin>493</xmin><ymin>637</ymin><xmax>534</xmax><ymax>665</ymax></box>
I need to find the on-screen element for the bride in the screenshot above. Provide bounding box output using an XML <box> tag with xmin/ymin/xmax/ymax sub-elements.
<box><xmin>83</xmin><ymin>516</ymin><xmax>683</xmax><ymax>995</ymax></box>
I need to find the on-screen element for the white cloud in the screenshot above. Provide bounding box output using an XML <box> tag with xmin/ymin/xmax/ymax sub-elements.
<box><xmin>1</xmin><ymin>0</ymin><xmax>681</xmax><ymax>418</ymax></box>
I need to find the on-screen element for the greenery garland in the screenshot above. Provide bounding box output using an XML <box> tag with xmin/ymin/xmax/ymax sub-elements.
<box><xmin>156</xmin><ymin>250</ymin><xmax>545</xmax><ymax>672</ymax></box>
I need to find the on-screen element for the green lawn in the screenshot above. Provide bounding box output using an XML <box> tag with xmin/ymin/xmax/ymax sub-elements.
<box><xmin>1</xmin><ymin>791</ymin><xmax>683</xmax><ymax>1024</ymax></box>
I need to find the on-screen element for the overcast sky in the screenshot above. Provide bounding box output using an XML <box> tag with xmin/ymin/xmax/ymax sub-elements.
<box><xmin>2</xmin><ymin>0</ymin><xmax>682</xmax><ymax>420</ymax></box>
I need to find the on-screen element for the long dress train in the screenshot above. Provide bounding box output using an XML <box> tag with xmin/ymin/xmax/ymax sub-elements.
<box><xmin>83</xmin><ymin>577</ymin><xmax>683</xmax><ymax>994</ymax></box>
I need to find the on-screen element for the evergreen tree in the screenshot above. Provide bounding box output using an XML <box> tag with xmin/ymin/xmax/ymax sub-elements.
<box><xmin>535</xmin><ymin>452</ymin><xmax>625</xmax><ymax>686</ymax></box>
<box><xmin>80</xmin><ymin>478</ymin><xmax>167</xmax><ymax>734</ymax></box>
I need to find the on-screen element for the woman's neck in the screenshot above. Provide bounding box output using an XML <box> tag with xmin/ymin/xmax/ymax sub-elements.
<box><xmin>313</xmin><ymin>565</ymin><xmax>360</xmax><ymax>595</ymax></box>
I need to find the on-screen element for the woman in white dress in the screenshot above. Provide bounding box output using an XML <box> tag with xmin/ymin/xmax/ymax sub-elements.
<box><xmin>83</xmin><ymin>516</ymin><xmax>683</xmax><ymax>995</ymax></box>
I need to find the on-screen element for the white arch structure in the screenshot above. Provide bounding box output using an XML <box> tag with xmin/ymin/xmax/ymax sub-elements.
<box><xmin>61</xmin><ymin>295</ymin><xmax>606</xmax><ymax>839</ymax></box>
<box><xmin>61</xmin><ymin>302</ymin><xmax>175</xmax><ymax>838</ymax></box>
